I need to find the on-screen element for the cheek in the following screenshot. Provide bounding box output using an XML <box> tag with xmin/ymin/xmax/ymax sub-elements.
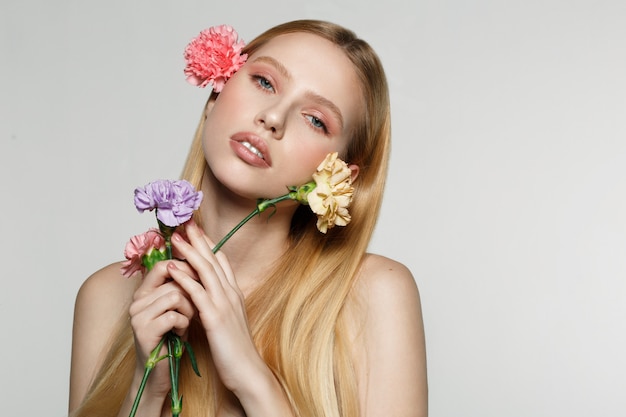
<box><xmin>293</xmin><ymin>134</ymin><xmax>350</xmax><ymax>166</ymax></box>
<box><xmin>283</xmin><ymin>141</ymin><xmax>338</xmax><ymax>182</ymax></box>
<box><xmin>207</xmin><ymin>75</ymin><xmax>251</xmax><ymax>120</ymax></box>
<box><xmin>207</xmin><ymin>95</ymin><xmax>238</xmax><ymax>124</ymax></box>
<box><xmin>202</xmin><ymin>87</ymin><xmax>251</xmax><ymax>143</ymax></box>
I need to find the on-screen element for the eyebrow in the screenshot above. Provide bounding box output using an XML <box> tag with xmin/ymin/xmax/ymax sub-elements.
<box><xmin>251</xmin><ymin>56</ymin><xmax>345</xmax><ymax>130</ymax></box>
<box><xmin>252</xmin><ymin>56</ymin><xmax>291</xmax><ymax>80</ymax></box>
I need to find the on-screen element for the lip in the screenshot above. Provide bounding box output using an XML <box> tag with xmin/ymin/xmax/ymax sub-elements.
<box><xmin>229</xmin><ymin>132</ymin><xmax>272</xmax><ymax>168</ymax></box>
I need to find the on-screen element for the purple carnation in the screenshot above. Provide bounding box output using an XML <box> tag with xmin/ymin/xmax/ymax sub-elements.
<box><xmin>134</xmin><ymin>179</ymin><xmax>203</xmax><ymax>227</ymax></box>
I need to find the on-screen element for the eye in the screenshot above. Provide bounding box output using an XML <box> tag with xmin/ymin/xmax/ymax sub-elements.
<box><xmin>305</xmin><ymin>114</ymin><xmax>329</xmax><ymax>134</ymax></box>
<box><xmin>252</xmin><ymin>75</ymin><xmax>275</xmax><ymax>92</ymax></box>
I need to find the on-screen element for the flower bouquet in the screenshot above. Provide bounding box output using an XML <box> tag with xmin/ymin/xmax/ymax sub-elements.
<box><xmin>121</xmin><ymin>179</ymin><xmax>203</xmax><ymax>417</ymax></box>
<box><xmin>121</xmin><ymin>152</ymin><xmax>354</xmax><ymax>416</ymax></box>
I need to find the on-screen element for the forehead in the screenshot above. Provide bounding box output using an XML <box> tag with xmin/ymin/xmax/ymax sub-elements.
<box><xmin>249</xmin><ymin>32</ymin><xmax>363</xmax><ymax>133</ymax></box>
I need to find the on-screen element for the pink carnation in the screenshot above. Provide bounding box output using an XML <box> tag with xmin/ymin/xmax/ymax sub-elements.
<box><xmin>120</xmin><ymin>229</ymin><xmax>165</xmax><ymax>278</ymax></box>
<box><xmin>183</xmin><ymin>25</ymin><xmax>248</xmax><ymax>92</ymax></box>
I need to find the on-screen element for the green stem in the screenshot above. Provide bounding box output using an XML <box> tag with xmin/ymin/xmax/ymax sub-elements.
<box><xmin>212</xmin><ymin>208</ymin><xmax>259</xmax><ymax>253</ymax></box>
<box><xmin>212</xmin><ymin>194</ymin><xmax>293</xmax><ymax>253</ymax></box>
<box><xmin>129</xmin><ymin>337</ymin><xmax>167</xmax><ymax>417</ymax></box>
<box><xmin>167</xmin><ymin>334</ymin><xmax>182</xmax><ymax>417</ymax></box>
<box><xmin>165</xmin><ymin>240</ymin><xmax>172</xmax><ymax>260</ymax></box>
<box><xmin>157</xmin><ymin>220</ymin><xmax>176</xmax><ymax>259</ymax></box>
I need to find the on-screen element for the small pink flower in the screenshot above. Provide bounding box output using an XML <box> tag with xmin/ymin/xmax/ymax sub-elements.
<box><xmin>183</xmin><ymin>25</ymin><xmax>248</xmax><ymax>92</ymax></box>
<box><xmin>120</xmin><ymin>229</ymin><xmax>165</xmax><ymax>278</ymax></box>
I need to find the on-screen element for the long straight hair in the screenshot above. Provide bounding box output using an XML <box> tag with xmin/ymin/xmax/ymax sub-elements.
<box><xmin>72</xmin><ymin>19</ymin><xmax>390</xmax><ymax>417</ymax></box>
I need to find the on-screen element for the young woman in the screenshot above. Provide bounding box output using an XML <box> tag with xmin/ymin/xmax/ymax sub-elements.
<box><xmin>69</xmin><ymin>19</ymin><xmax>427</xmax><ymax>417</ymax></box>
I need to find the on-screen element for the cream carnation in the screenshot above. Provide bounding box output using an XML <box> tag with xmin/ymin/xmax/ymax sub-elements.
<box><xmin>307</xmin><ymin>152</ymin><xmax>354</xmax><ymax>233</ymax></box>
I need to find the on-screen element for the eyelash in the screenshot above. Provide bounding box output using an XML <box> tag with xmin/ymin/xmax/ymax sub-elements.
<box><xmin>252</xmin><ymin>75</ymin><xmax>274</xmax><ymax>92</ymax></box>
<box><xmin>305</xmin><ymin>114</ymin><xmax>329</xmax><ymax>134</ymax></box>
<box><xmin>251</xmin><ymin>74</ymin><xmax>329</xmax><ymax>135</ymax></box>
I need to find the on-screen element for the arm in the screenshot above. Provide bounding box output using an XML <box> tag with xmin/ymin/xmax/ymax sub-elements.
<box><xmin>351</xmin><ymin>255</ymin><xmax>428</xmax><ymax>417</ymax></box>
<box><xmin>167</xmin><ymin>221</ymin><xmax>295</xmax><ymax>417</ymax></box>
<box><xmin>69</xmin><ymin>261</ymin><xmax>197</xmax><ymax>417</ymax></box>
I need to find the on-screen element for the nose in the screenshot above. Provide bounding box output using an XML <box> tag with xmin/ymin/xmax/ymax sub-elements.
<box><xmin>255</xmin><ymin>102</ymin><xmax>286</xmax><ymax>139</ymax></box>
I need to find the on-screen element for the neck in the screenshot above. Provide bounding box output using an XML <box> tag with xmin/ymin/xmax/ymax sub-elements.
<box><xmin>197</xmin><ymin>170</ymin><xmax>296</xmax><ymax>294</ymax></box>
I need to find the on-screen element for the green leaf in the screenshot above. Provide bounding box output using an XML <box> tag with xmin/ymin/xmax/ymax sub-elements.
<box><xmin>184</xmin><ymin>341</ymin><xmax>202</xmax><ymax>377</ymax></box>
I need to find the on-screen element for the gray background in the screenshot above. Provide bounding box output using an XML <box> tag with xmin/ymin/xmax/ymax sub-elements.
<box><xmin>2</xmin><ymin>0</ymin><xmax>625</xmax><ymax>415</ymax></box>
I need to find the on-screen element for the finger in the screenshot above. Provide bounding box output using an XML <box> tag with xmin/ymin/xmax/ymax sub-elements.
<box><xmin>184</xmin><ymin>220</ymin><xmax>217</xmax><ymax>258</ymax></box>
<box><xmin>213</xmin><ymin>250</ymin><xmax>238</xmax><ymax>290</ymax></box>
<box><xmin>171</xmin><ymin>232</ymin><xmax>228</xmax><ymax>293</ymax></box>
<box><xmin>166</xmin><ymin>261</ymin><xmax>215</xmax><ymax>314</ymax></box>
<box><xmin>130</xmin><ymin>285</ymin><xmax>196</xmax><ymax>338</ymax></box>
<box><xmin>132</xmin><ymin>259</ymin><xmax>196</xmax><ymax>305</ymax></box>
<box><xmin>131</xmin><ymin>307</ymin><xmax>191</xmax><ymax>345</ymax></box>
<box><xmin>130</xmin><ymin>282</ymin><xmax>196</xmax><ymax>321</ymax></box>
<box><xmin>182</xmin><ymin>221</ymin><xmax>237</xmax><ymax>289</ymax></box>
<box><xmin>133</xmin><ymin>261</ymin><xmax>174</xmax><ymax>301</ymax></box>
<box><xmin>139</xmin><ymin>307</ymin><xmax>191</xmax><ymax>337</ymax></box>
<box><xmin>167</xmin><ymin>260</ymin><xmax>245</xmax><ymax>329</ymax></box>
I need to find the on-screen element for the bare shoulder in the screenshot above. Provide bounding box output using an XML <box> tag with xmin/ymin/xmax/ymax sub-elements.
<box><xmin>349</xmin><ymin>253</ymin><xmax>428</xmax><ymax>416</ymax></box>
<box><xmin>351</xmin><ymin>253</ymin><xmax>424</xmax><ymax>339</ymax></box>
<box><xmin>69</xmin><ymin>262</ymin><xmax>138</xmax><ymax>411</ymax></box>
<box><xmin>75</xmin><ymin>262</ymin><xmax>137</xmax><ymax>312</ymax></box>
<box><xmin>355</xmin><ymin>253</ymin><xmax>422</xmax><ymax>308</ymax></box>
<box><xmin>72</xmin><ymin>261</ymin><xmax>137</xmax><ymax>362</ymax></box>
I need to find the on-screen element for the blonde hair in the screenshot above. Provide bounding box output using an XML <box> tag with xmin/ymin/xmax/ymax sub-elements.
<box><xmin>72</xmin><ymin>19</ymin><xmax>390</xmax><ymax>417</ymax></box>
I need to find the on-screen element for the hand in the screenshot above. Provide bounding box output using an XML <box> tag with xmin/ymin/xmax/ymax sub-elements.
<box><xmin>128</xmin><ymin>259</ymin><xmax>197</xmax><ymax>398</ymax></box>
<box><xmin>168</xmin><ymin>221</ymin><xmax>265</xmax><ymax>393</ymax></box>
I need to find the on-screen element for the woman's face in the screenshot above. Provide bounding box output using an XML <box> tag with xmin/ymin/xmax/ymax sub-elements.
<box><xmin>202</xmin><ymin>32</ymin><xmax>362</xmax><ymax>200</ymax></box>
